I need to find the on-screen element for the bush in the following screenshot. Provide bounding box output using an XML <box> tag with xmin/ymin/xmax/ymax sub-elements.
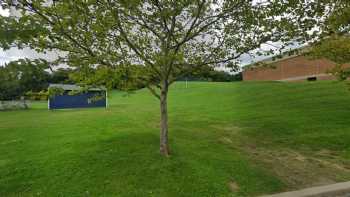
<box><xmin>25</xmin><ymin>91</ymin><xmax>49</xmax><ymax>101</ymax></box>
<box><xmin>0</xmin><ymin>101</ymin><xmax>29</xmax><ymax>111</ymax></box>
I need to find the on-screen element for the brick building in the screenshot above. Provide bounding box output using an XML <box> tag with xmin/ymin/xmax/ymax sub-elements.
<box><xmin>242</xmin><ymin>55</ymin><xmax>341</xmax><ymax>81</ymax></box>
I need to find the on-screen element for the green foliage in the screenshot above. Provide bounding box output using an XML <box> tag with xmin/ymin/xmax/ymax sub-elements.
<box><xmin>182</xmin><ymin>65</ymin><xmax>242</xmax><ymax>82</ymax></box>
<box><xmin>309</xmin><ymin>35</ymin><xmax>350</xmax><ymax>65</ymax></box>
<box><xmin>0</xmin><ymin>0</ymin><xmax>325</xmax><ymax>94</ymax></box>
<box><xmin>25</xmin><ymin>90</ymin><xmax>49</xmax><ymax>101</ymax></box>
<box><xmin>308</xmin><ymin>35</ymin><xmax>350</xmax><ymax>81</ymax></box>
<box><xmin>0</xmin><ymin>67</ymin><xmax>21</xmax><ymax>100</ymax></box>
<box><xmin>0</xmin><ymin>60</ymin><xmax>77</xmax><ymax>101</ymax></box>
<box><xmin>49</xmin><ymin>68</ymin><xmax>74</xmax><ymax>84</ymax></box>
<box><xmin>323</xmin><ymin>0</ymin><xmax>350</xmax><ymax>34</ymax></box>
<box><xmin>0</xmin><ymin>59</ymin><xmax>50</xmax><ymax>100</ymax></box>
<box><xmin>69</xmin><ymin>65</ymin><xmax>145</xmax><ymax>91</ymax></box>
<box><xmin>307</xmin><ymin>1</ymin><xmax>350</xmax><ymax>80</ymax></box>
<box><xmin>47</xmin><ymin>87</ymin><xmax>65</xmax><ymax>98</ymax></box>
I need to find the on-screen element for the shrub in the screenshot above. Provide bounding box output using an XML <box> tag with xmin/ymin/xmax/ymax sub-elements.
<box><xmin>25</xmin><ymin>91</ymin><xmax>49</xmax><ymax>101</ymax></box>
<box><xmin>0</xmin><ymin>101</ymin><xmax>28</xmax><ymax>111</ymax></box>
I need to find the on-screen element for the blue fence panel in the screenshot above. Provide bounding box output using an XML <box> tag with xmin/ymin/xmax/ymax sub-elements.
<box><xmin>49</xmin><ymin>91</ymin><xmax>106</xmax><ymax>109</ymax></box>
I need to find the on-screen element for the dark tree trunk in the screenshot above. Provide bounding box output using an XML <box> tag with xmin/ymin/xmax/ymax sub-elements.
<box><xmin>160</xmin><ymin>84</ymin><xmax>170</xmax><ymax>156</ymax></box>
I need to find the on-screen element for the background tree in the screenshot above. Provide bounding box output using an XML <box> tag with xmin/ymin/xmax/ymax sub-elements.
<box><xmin>0</xmin><ymin>59</ymin><xmax>76</xmax><ymax>100</ymax></box>
<box><xmin>0</xmin><ymin>59</ymin><xmax>50</xmax><ymax>100</ymax></box>
<box><xmin>0</xmin><ymin>0</ymin><xmax>326</xmax><ymax>156</ymax></box>
<box><xmin>0</xmin><ymin>65</ymin><xmax>21</xmax><ymax>100</ymax></box>
<box><xmin>307</xmin><ymin>0</ymin><xmax>350</xmax><ymax>80</ymax></box>
<box><xmin>180</xmin><ymin>65</ymin><xmax>242</xmax><ymax>82</ymax></box>
<box><xmin>49</xmin><ymin>68</ymin><xmax>74</xmax><ymax>84</ymax></box>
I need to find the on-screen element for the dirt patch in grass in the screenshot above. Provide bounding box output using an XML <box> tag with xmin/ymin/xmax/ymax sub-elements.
<box><xmin>244</xmin><ymin>144</ymin><xmax>350</xmax><ymax>190</ymax></box>
<box><xmin>228</xmin><ymin>180</ymin><xmax>240</xmax><ymax>192</ymax></box>
<box><xmin>212</xmin><ymin>124</ymin><xmax>241</xmax><ymax>146</ymax></box>
<box><xmin>213</xmin><ymin>124</ymin><xmax>350</xmax><ymax>192</ymax></box>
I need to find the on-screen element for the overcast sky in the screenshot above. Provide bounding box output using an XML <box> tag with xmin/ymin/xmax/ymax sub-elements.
<box><xmin>0</xmin><ymin>6</ymin><xmax>301</xmax><ymax>69</ymax></box>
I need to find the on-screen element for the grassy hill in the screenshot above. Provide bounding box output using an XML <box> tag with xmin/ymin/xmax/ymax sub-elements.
<box><xmin>1</xmin><ymin>81</ymin><xmax>350</xmax><ymax>196</ymax></box>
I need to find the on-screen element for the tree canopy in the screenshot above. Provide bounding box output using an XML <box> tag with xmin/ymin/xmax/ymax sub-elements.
<box><xmin>306</xmin><ymin>0</ymin><xmax>350</xmax><ymax>79</ymax></box>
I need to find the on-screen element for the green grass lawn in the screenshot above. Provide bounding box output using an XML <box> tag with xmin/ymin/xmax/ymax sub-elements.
<box><xmin>1</xmin><ymin>81</ymin><xmax>350</xmax><ymax>196</ymax></box>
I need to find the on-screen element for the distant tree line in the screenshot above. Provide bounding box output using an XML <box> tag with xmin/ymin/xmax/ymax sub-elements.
<box><xmin>180</xmin><ymin>65</ymin><xmax>242</xmax><ymax>82</ymax></box>
<box><xmin>0</xmin><ymin>60</ymin><xmax>241</xmax><ymax>100</ymax></box>
<box><xmin>0</xmin><ymin>59</ymin><xmax>72</xmax><ymax>100</ymax></box>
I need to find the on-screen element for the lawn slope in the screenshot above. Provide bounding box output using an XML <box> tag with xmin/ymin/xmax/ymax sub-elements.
<box><xmin>0</xmin><ymin>81</ymin><xmax>350</xmax><ymax>196</ymax></box>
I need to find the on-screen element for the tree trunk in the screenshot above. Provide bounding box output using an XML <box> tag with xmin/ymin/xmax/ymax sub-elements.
<box><xmin>160</xmin><ymin>85</ymin><xmax>170</xmax><ymax>156</ymax></box>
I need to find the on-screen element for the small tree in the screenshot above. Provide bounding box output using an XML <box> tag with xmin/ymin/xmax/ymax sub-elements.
<box><xmin>1</xmin><ymin>0</ymin><xmax>325</xmax><ymax>156</ymax></box>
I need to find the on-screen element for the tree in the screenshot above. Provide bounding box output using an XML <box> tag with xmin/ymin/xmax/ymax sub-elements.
<box><xmin>1</xmin><ymin>0</ymin><xmax>326</xmax><ymax>156</ymax></box>
<box><xmin>0</xmin><ymin>59</ymin><xmax>50</xmax><ymax>100</ymax></box>
<box><xmin>49</xmin><ymin>68</ymin><xmax>74</xmax><ymax>84</ymax></box>
<box><xmin>307</xmin><ymin>0</ymin><xmax>350</xmax><ymax>79</ymax></box>
<box><xmin>310</xmin><ymin>36</ymin><xmax>350</xmax><ymax>65</ymax></box>
<box><xmin>0</xmin><ymin>66</ymin><xmax>21</xmax><ymax>100</ymax></box>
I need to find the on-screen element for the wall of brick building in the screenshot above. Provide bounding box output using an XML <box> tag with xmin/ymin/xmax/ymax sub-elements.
<box><xmin>242</xmin><ymin>55</ymin><xmax>339</xmax><ymax>81</ymax></box>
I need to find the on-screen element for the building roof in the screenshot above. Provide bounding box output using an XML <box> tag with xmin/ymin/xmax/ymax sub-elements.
<box><xmin>49</xmin><ymin>84</ymin><xmax>106</xmax><ymax>91</ymax></box>
<box><xmin>243</xmin><ymin>45</ymin><xmax>310</xmax><ymax>70</ymax></box>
